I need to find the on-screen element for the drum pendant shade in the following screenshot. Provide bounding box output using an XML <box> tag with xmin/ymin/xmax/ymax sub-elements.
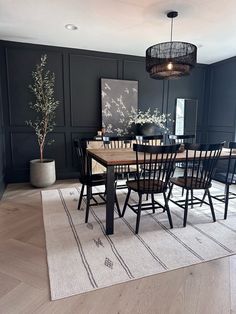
<box><xmin>146</xmin><ymin>11</ymin><xmax>197</xmax><ymax>80</ymax></box>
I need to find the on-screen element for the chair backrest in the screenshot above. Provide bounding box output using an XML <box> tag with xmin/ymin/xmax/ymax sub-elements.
<box><xmin>103</xmin><ymin>136</ymin><xmax>134</xmax><ymax>149</ymax></box>
<box><xmin>135</xmin><ymin>135</ymin><xmax>163</xmax><ymax>145</ymax></box>
<box><xmin>133</xmin><ymin>144</ymin><xmax>180</xmax><ymax>193</ymax></box>
<box><xmin>103</xmin><ymin>136</ymin><xmax>134</xmax><ymax>174</ymax></box>
<box><xmin>224</xmin><ymin>142</ymin><xmax>236</xmax><ymax>184</ymax></box>
<box><xmin>168</xmin><ymin>134</ymin><xmax>195</xmax><ymax>144</ymax></box>
<box><xmin>184</xmin><ymin>142</ymin><xmax>224</xmax><ymax>189</ymax></box>
<box><xmin>73</xmin><ymin>138</ymin><xmax>88</xmax><ymax>179</ymax></box>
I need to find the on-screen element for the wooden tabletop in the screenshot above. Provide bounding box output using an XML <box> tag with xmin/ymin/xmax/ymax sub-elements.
<box><xmin>87</xmin><ymin>147</ymin><xmax>232</xmax><ymax>167</ymax></box>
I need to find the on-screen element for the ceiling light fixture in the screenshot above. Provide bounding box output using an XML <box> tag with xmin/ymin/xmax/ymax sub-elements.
<box><xmin>65</xmin><ymin>24</ymin><xmax>78</xmax><ymax>31</ymax></box>
<box><xmin>146</xmin><ymin>11</ymin><xmax>197</xmax><ymax>80</ymax></box>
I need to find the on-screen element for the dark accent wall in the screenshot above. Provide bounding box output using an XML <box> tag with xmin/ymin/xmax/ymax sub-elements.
<box><xmin>0</xmin><ymin>40</ymin><xmax>208</xmax><ymax>183</ymax></box>
<box><xmin>0</xmin><ymin>48</ymin><xmax>6</xmax><ymax>196</ymax></box>
<box><xmin>206</xmin><ymin>56</ymin><xmax>236</xmax><ymax>144</ymax></box>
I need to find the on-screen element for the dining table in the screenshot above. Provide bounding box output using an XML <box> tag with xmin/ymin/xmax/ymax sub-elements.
<box><xmin>87</xmin><ymin>147</ymin><xmax>234</xmax><ymax>235</ymax></box>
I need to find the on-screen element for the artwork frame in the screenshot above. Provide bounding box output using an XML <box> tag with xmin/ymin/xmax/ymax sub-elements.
<box><xmin>101</xmin><ymin>78</ymin><xmax>138</xmax><ymax>136</ymax></box>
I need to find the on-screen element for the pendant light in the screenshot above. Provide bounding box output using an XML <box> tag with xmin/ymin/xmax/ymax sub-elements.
<box><xmin>146</xmin><ymin>11</ymin><xmax>197</xmax><ymax>80</ymax></box>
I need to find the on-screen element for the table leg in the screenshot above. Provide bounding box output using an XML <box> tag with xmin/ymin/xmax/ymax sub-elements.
<box><xmin>87</xmin><ymin>153</ymin><xmax>92</xmax><ymax>175</ymax></box>
<box><xmin>106</xmin><ymin>165</ymin><xmax>115</xmax><ymax>235</ymax></box>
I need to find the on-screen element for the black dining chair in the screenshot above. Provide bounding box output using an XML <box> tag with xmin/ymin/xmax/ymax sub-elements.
<box><xmin>121</xmin><ymin>143</ymin><xmax>180</xmax><ymax>234</ymax></box>
<box><xmin>168</xmin><ymin>134</ymin><xmax>195</xmax><ymax>145</ymax></box>
<box><xmin>103</xmin><ymin>136</ymin><xmax>136</xmax><ymax>187</ymax></box>
<box><xmin>135</xmin><ymin>135</ymin><xmax>164</xmax><ymax>200</ymax></box>
<box><xmin>135</xmin><ymin>135</ymin><xmax>164</xmax><ymax>173</ymax></box>
<box><xmin>74</xmin><ymin>138</ymin><xmax>121</xmax><ymax>223</ymax></box>
<box><xmin>135</xmin><ymin>134</ymin><xmax>164</xmax><ymax>145</ymax></box>
<box><xmin>168</xmin><ymin>134</ymin><xmax>196</xmax><ymax>196</ymax></box>
<box><xmin>168</xmin><ymin>142</ymin><xmax>224</xmax><ymax>227</ymax></box>
<box><xmin>201</xmin><ymin>141</ymin><xmax>236</xmax><ymax>219</ymax></box>
<box><xmin>103</xmin><ymin>135</ymin><xmax>135</xmax><ymax>149</ymax></box>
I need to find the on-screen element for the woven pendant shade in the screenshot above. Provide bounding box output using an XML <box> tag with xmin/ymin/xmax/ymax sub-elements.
<box><xmin>146</xmin><ymin>12</ymin><xmax>197</xmax><ymax>80</ymax></box>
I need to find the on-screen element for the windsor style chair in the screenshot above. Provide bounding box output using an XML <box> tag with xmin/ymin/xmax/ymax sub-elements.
<box><xmin>122</xmin><ymin>143</ymin><xmax>180</xmax><ymax>233</ymax></box>
<box><xmin>168</xmin><ymin>142</ymin><xmax>224</xmax><ymax>227</ymax></box>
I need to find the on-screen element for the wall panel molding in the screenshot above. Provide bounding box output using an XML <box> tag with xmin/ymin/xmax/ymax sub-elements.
<box><xmin>69</xmin><ymin>53</ymin><xmax>119</xmax><ymax>128</ymax></box>
<box><xmin>5</xmin><ymin>47</ymin><xmax>66</xmax><ymax>127</ymax></box>
<box><xmin>123</xmin><ymin>59</ymin><xmax>165</xmax><ymax>113</ymax></box>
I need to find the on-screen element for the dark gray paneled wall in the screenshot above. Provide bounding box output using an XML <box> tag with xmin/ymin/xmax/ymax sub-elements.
<box><xmin>0</xmin><ymin>54</ymin><xmax>5</xmax><ymax>196</ymax></box>
<box><xmin>206</xmin><ymin>56</ymin><xmax>236</xmax><ymax>144</ymax></box>
<box><xmin>0</xmin><ymin>40</ymin><xmax>207</xmax><ymax>183</ymax></box>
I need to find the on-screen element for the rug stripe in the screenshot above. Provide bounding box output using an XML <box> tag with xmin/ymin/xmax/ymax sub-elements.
<box><xmin>196</xmin><ymin>206</ymin><xmax>236</xmax><ymax>235</ymax></box>
<box><xmin>79</xmin><ymin>188</ymin><xmax>168</xmax><ymax>270</ymax></box>
<box><xmin>58</xmin><ymin>190</ymin><xmax>98</xmax><ymax>288</ymax></box>
<box><xmin>217</xmin><ymin>220</ymin><xmax>236</xmax><ymax>234</ymax></box>
<box><xmin>75</xmin><ymin>187</ymin><xmax>134</xmax><ymax>279</ymax></box>
<box><xmin>172</xmin><ymin>211</ymin><xmax>233</xmax><ymax>254</ymax></box>
<box><xmin>147</xmin><ymin>212</ymin><xmax>205</xmax><ymax>261</ymax></box>
<box><xmin>90</xmin><ymin>208</ymin><xmax>134</xmax><ymax>279</ymax></box>
<box><xmin>115</xmin><ymin>208</ymin><xmax>168</xmax><ymax>270</ymax></box>
<box><xmin>127</xmin><ymin>193</ymin><xmax>204</xmax><ymax>261</ymax></box>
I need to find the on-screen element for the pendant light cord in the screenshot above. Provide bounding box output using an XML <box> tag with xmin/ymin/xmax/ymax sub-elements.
<box><xmin>170</xmin><ymin>17</ymin><xmax>173</xmax><ymax>42</ymax></box>
<box><xmin>169</xmin><ymin>16</ymin><xmax>174</xmax><ymax>59</ymax></box>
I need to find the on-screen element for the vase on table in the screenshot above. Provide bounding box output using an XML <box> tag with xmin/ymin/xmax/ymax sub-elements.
<box><xmin>136</xmin><ymin>123</ymin><xmax>159</xmax><ymax>136</ymax></box>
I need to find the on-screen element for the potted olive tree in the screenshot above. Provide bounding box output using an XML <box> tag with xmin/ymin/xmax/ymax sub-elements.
<box><xmin>26</xmin><ymin>54</ymin><xmax>59</xmax><ymax>188</ymax></box>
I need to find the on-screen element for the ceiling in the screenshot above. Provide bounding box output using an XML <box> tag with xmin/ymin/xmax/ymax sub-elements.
<box><xmin>0</xmin><ymin>0</ymin><xmax>236</xmax><ymax>64</ymax></box>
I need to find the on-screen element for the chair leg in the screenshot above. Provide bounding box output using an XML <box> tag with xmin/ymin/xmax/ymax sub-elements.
<box><xmin>78</xmin><ymin>184</ymin><xmax>85</xmax><ymax>210</ymax></box>
<box><xmin>191</xmin><ymin>189</ymin><xmax>194</xmax><ymax>209</ymax></box>
<box><xmin>224</xmin><ymin>184</ymin><xmax>230</xmax><ymax>220</ymax></box>
<box><xmin>135</xmin><ymin>194</ymin><xmax>142</xmax><ymax>234</ymax></box>
<box><xmin>121</xmin><ymin>188</ymin><xmax>131</xmax><ymax>217</ymax></box>
<box><xmin>115</xmin><ymin>193</ymin><xmax>122</xmax><ymax>217</ymax></box>
<box><xmin>85</xmin><ymin>186</ymin><xmax>92</xmax><ymax>223</ymax></box>
<box><xmin>183</xmin><ymin>189</ymin><xmax>189</xmax><ymax>227</ymax></box>
<box><xmin>167</xmin><ymin>183</ymin><xmax>174</xmax><ymax>200</ymax></box>
<box><xmin>140</xmin><ymin>169</ymin><xmax>144</xmax><ymax>179</ymax></box>
<box><xmin>207</xmin><ymin>189</ymin><xmax>216</xmax><ymax>222</ymax></box>
<box><xmin>151</xmin><ymin>194</ymin><xmax>155</xmax><ymax>213</ymax></box>
<box><xmin>163</xmin><ymin>192</ymin><xmax>173</xmax><ymax>228</ymax></box>
<box><xmin>224</xmin><ymin>184</ymin><xmax>228</xmax><ymax>195</ymax></box>
<box><xmin>200</xmin><ymin>190</ymin><xmax>207</xmax><ymax>207</ymax></box>
<box><xmin>181</xmin><ymin>187</ymin><xmax>184</xmax><ymax>197</ymax></box>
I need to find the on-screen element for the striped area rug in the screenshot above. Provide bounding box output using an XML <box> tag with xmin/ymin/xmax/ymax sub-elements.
<box><xmin>42</xmin><ymin>184</ymin><xmax>236</xmax><ymax>300</ymax></box>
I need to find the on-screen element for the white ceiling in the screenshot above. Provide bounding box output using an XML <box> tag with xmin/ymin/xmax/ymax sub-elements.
<box><xmin>0</xmin><ymin>0</ymin><xmax>236</xmax><ymax>64</ymax></box>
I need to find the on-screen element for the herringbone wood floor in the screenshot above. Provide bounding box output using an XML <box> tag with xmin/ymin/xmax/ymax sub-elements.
<box><xmin>0</xmin><ymin>180</ymin><xmax>235</xmax><ymax>314</ymax></box>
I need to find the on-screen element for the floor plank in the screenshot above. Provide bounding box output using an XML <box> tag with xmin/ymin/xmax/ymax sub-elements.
<box><xmin>0</xmin><ymin>272</ymin><xmax>21</xmax><ymax>298</ymax></box>
<box><xmin>0</xmin><ymin>238</ymin><xmax>48</xmax><ymax>289</ymax></box>
<box><xmin>0</xmin><ymin>283</ymin><xmax>48</xmax><ymax>314</ymax></box>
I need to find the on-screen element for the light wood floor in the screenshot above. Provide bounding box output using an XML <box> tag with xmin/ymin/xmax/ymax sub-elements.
<box><xmin>0</xmin><ymin>180</ymin><xmax>235</xmax><ymax>314</ymax></box>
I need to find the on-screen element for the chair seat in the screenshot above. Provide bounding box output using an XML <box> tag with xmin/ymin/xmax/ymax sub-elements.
<box><xmin>127</xmin><ymin>179</ymin><xmax>166</xmax><ymax>193</ymax></box>
<box><xmin>170</xmin><ymin>176</ymin><xmax>212</xmax><ymax>190</ymax></box>
<box><xmin>213</xmin><ymin>172</ymin><xmax>236</xmax><ymax>184</ymax></box>
<box><xmin>80</xmin><ymin>173</ymin><xmax>106</xmax><ymax>186</ymax></box>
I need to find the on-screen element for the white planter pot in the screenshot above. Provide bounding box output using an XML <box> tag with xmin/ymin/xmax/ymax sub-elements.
<box><xmin>30</xmin><ymin>159</ymin><xmax>56</xmax><ymax>188</ymax></box>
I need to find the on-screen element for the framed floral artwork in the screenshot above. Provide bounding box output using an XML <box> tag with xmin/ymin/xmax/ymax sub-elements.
<box><xmin>101</xmin><ymin>78</ymin><xmax>138</xmax><ymax>136</ymax></box>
